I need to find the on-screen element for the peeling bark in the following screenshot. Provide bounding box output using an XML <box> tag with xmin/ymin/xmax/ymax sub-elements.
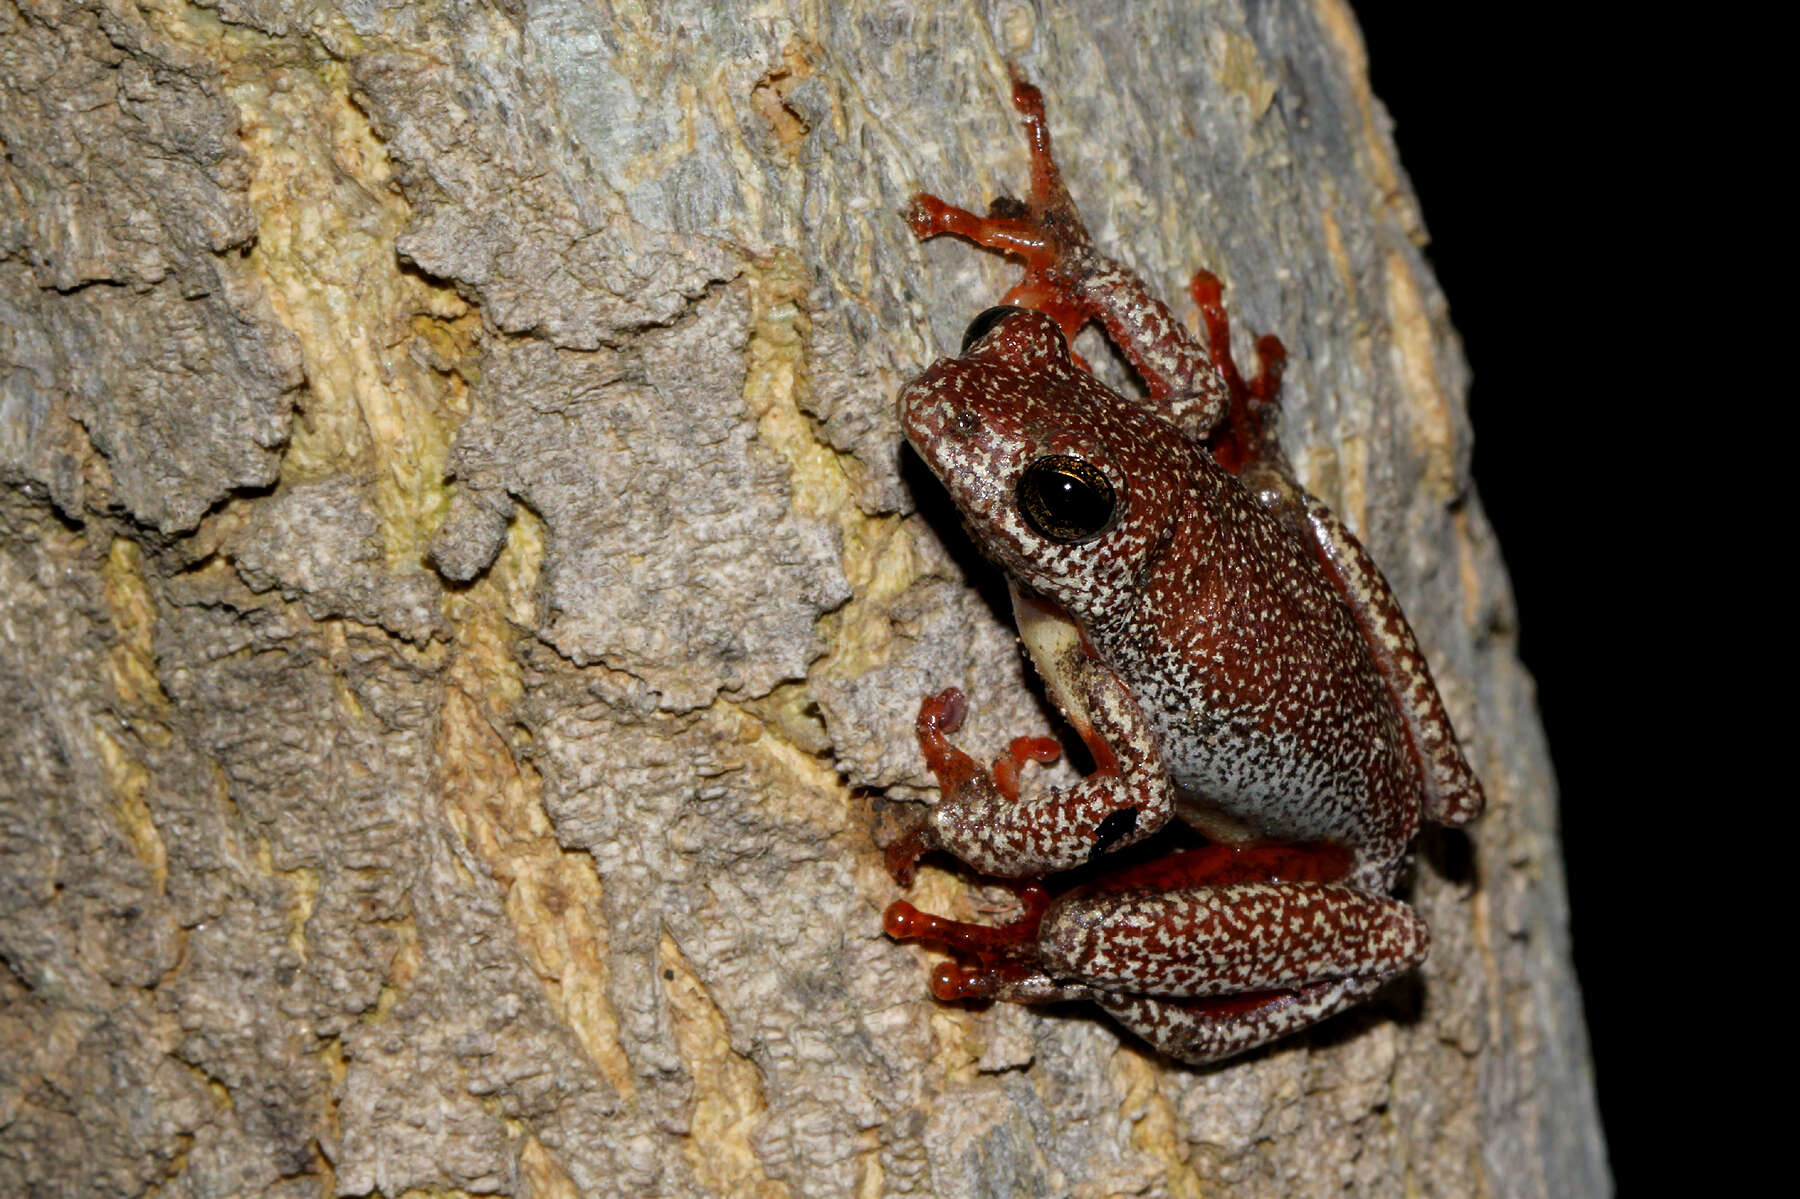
<box><xmin>1</xmin><ymin>2</ymin><xmax>1607</xmax><ymax>1196</ymax></box>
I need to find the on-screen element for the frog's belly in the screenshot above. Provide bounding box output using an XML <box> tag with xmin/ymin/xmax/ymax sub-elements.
<box><xmin>1159</xmin><ymin>714</ymin><xmax>1395</xmax><ymax>851</ymax></box>
<box><xmin>1012</xmin><ymin>580</ymin><xmax>1407</xmax><ymax>856</ymax></box>
<box><xmin>1171</xmin><ymin>768</ymin><xmax>1351</xmax><ymax>846</ymax></box>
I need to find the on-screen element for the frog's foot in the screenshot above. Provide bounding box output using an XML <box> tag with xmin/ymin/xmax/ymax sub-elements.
<box><xmin>918</xmin><ymin>686</ymin><xmax>1062</xmax><ymax>806</ymax></box>
<box><xmin>884</xmin><ymin>880</ymin><xmax>1049</xmax><ymax>958</ymax></box>
<box><xmin>904</xmin><ymin>70</ymin><xmax>1085</xmax><ymax>259</ymax></box>
<box><xmin>905</xmin><ymin>71</ymin><xmax>1102</xmax><ymax>352</ymax></box>
<box><xmin>1189</xmin><ymin>269</ymin><xmax>1289</xmax><ymax>474</ymax></box>
<box><xmin>1005</xmin><ymin>68</ymin><xmax>1082</xmax><ymax>229</ymax></box>
<box><xmin>905</xmin><ymin>193</ymin><xmax>1064</xmax><ymax>274</ymax></box>
<box><xmin>905</xmin><ymin>194</ymin><xmax>1090</xmax><ymax>352</ymax></box>
<box><xmin>885</xmin><ymin>688</ymin><xmax>1063</xmax><ymax>885</ymax></box>
<box><xmin>881</xmin><ymin>825</ymin><xmax>937</xmax><ymax>888</ymax></box>
<box><xmin>886</xmin><ymin>882</ymin><xmax>1091</xmax><ymax>1002</ymax></box>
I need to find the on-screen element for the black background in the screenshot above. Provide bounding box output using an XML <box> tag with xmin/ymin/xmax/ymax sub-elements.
<box><xmin>1352</xmin><ymin>7</ymin><xmax>1658</xmax><ymax>1191</ymax></box>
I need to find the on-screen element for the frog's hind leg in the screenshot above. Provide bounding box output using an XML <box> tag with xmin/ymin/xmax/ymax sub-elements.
<box><xmin>1036</xmin><ymin>882</ymin><xmax>1428</xmax><ymax>1001</ymax></box>
<box><xmin>1023</xmin><ymin>879</ymin><xmax>1426</xmax><ymax>1063</ymax></box>
<box><xmin>1095</xmin><ymin>978</ymin><xmax>1383</xmax><ymax>1065</ymax></box>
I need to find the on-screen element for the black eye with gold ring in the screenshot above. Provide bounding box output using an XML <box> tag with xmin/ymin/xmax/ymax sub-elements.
<box><xmin>1017</xmin><ymin>455</ymin><xmax>1116</xmax><ymax>543</ymax></box>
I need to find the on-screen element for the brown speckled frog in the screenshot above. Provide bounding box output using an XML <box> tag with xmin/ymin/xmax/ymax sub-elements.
<box><xmin>882</xmin><ymin>73</ymin><xmax>1484</xmax><ymax>1065</ymax></box>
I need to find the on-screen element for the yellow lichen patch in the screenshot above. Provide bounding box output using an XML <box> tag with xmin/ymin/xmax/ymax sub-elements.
<box><xmin>471</xmin><ymin>503</ymin><xmax>547</xmax><ymax>637</ymax></box>
<box><xmin>701</xmin><ymin>72</ymin><xmax>768</xmax><ymax>231</ymax></box>
<box><xmin>519</xmin><ymin>1132</ymin><xmax>582</xmax><ymax>1199</ymax></box>
<box><xmin>741</xmin><ymin>681</ymin><xmax>832</xmax><ymax>757</ymax></box>
<box><xmin>270</xmin><ymin>846</ymin><xmax>320</xmax><ymax>963</ymax></box>
<box><xmin>821</xmin><ymin>514</ymin><xmax>922</xmax><ymax>678</ymax></box>
<box><xmin>999</xmin><ymin>2</ymin><xmax>1038</xmax><ymax>54</ymax></box>
<box><xmin>206</xmin><ymin>37</ymin><xmax>471</xmax><ymax>569</ymax></box>
<box><xmin>1319</xmin><ymin>203</ymin><xmax>1355</xmax><ymax>298</ymax></box>
<box><xmin>737</xmin><ymin>249</ymin><xmax>933</xmax><ymax>727</ymax></box>
<box><xmin>620</xmin><ymin>78</ymin><xmax>703</xmax><ymax>194</ymax></box>
<box><xmin>317</xmin><ymin>1032</ymin><xmax>348</xmax><ymax>1095</ymax></box>
<box><xmin>926</xmin><ymin>1004</ymin><xmax>986</xmax><ymax>1077</ymax></box>
<box><xmin>417</xmin><ymin>439</ymin><xmax>630</xmax><ymax>1094</ymax></box>
<box><xmin>100</xmin><ymin>538</ymin><xmax>171</xmax><ymax>728</ymax></box>
<box><xmin>1382</xmin><ymin>253</ymin><xmax>1458</xmax><ymax>500</ymax></box>
<box><xmin>1456</xmin><ymin>508</ymin><xmax>1483</xmax><ymax>631</ymax></box>
<box><xmin>1302</xmin><ymin>435</ymin><xmax>1371</xmax><ymax>539</ymax></box>
<box><xmin>287</xmin><ymin>866</ymin><xmax>320</xmax><ymax>961</ymax></box>
<box><xmin>739</xmin><ymin>250</ymin><xmax>927</xmax><ymax>694</ymax></box>
<box><xmin>1336</xmin><ymin>432</ymin><xmax>1371</xmax><ymax>538</ymax></box>
<box><xmin>743</xmin><ymin>252</ymin><xmax>842</xmax><ymax>518</ymax></box>
<box><xmin>1311</xmin><ymin>0</ymin><xmax>1425</xmax><ymax>245</ymax></box>
<box><xmin>436</xmin><ymin>683</ymin><xmax>633</xmax><ymax>1098</ymax></box>
<box><xmin>1110</xmin><ymin>1049</ymin><xmax>1206</xmax><ymax>1199</ymax></box>
<box><xmin>92</xmin><ymin>727</ymin><xmax>168</xmax><ymax>892</ymax></box>
<box><xmin>315</xmin><ymin>619</ymin><xmax>369</xmax><ymax>723</ymax></box>
<box><xmin>369</xmin><ymin>917</ymin><xmax>421</xmax><ymax>1020</ymax></box>
<box><xmin>853</xmin><ymin>1127</ymin><xmax>885</xmax><ymax>1199</ymax></box>
<box><xmin>729</xmin><ymin>704</ymin><xmax>853</xmax><ymax>833</ymax></box>
<box><xmin>1214</xmin><ymin>29</ymin><xmax>1278</xmax><ymax>120</ymax></box>
<box><xmin>412</xmin><ymin>309</ymin><xmax>486</xmax><ymax>389</ymax></box>
<box><xmin>751</xmin><ymin>41</ymin><xmax>820</xmax><ymax>162</ymax></box>
<box><xmin>435</xmin><ymin>504</ymin><xmax>622</xmax><ymax>1091</ymax></box>
<box><xmin>752</xmin><ymin>75</ymin><xmax>808</xmax><ymax>151</ymax></box>
<box><xmin>660</xmin><ymin>933</ymin><xmax>791</xmax><ymax>1199</ymax></box>
<box><xmin>442</xmin><ymin>503</ymin><xmax>540</xmax><ymax>716</ymax></box>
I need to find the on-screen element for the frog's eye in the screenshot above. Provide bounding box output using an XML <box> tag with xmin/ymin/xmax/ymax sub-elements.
<box><xmin>1017</xmin><ymin>455</ymin><xmax>1116</xmax><ymax>543</ymax></box>
<box><xmin>960</xmin><ymin>305</ymin><xmax>1030</xmax><ymax>354</ymax></box>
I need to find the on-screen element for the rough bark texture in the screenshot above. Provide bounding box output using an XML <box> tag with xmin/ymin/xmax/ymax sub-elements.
<box><xmin>0</xmin><ymin>2</ymin><xmax>1608</xmax><ymax>1196</ymax></box>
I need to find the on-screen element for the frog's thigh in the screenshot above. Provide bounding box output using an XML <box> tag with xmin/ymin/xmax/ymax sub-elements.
<box><xmin>1038</xmin><ymin>883</ymin><xmax>1427</xmax><ymax>997</ymax></box>
<box><xmin>1094</xmin><ymin>977</ymin><xmax>1382</xmax><ymax>1065</ymax></box>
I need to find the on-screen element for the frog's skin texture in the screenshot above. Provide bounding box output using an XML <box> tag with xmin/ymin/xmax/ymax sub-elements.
<box><xmin>883</xmin><ymin>73</ymin><xmax>1484</xmax><ymax>1066</ymax></box>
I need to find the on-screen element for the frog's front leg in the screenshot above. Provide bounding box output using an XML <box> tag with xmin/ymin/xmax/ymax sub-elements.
<box><xmin>881</xmin><ymin>687</ymin><xmax>1062</xmax><ymax>885</ymax></box>
<box><xmin>886</xmin><ymin>658</ymin><xmax>1175</xmax><ymax>883</ymax></box>
<box><xmin>905</xmin><ymin>72</ymin><xmax>1231</xmax><ymax>435</ymax></box>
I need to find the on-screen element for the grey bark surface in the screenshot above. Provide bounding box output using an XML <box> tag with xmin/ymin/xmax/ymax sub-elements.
<box><xmin>1</xmin><ymin>1</ymin><xmax>1608</xmax><ymax>1196</ymax></box>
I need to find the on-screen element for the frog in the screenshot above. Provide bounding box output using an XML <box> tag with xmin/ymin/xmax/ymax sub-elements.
<box><xmin>881</xmin><ymin>72</ymin><xmax>1485</xmax><ymax>1065</ymax></box>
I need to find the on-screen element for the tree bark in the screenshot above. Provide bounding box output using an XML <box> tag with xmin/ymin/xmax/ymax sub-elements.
<box><xmin>0</xmin><ymin>1</ymin><xmax>1608</xmax><ymax>1196</ymax></box>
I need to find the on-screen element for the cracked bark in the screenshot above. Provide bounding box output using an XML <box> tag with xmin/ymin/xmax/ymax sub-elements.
<box><xmin>0</xmin><ymin>1</ymin><xmax>1607</xmax><ymax>1196</ymax></box>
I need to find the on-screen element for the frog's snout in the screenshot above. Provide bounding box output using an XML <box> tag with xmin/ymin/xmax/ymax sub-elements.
<box><xmin>897</xmin><ymin>368</ymin><xmax>969</xmax><ymax>455</ymax></box>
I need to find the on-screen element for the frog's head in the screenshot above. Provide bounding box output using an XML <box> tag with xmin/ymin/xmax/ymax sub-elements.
<box><xmin>898</xmin><ymin>306</ymin><xmax>1211</xmax><ymax>623</ymax></box>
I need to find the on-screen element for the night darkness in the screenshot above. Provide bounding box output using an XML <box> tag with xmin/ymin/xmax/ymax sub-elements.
<box><xmin>1352</xmin><ymin>6</ymin><xmax>1654</xmax><ymax>1191</ymax></box>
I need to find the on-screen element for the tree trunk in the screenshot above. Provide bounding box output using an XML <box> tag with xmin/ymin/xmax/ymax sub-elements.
<box><xmin>0</xmin><ymin>2</ymin><xmax>1607</xmax><ymax>1196</ymax></box>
